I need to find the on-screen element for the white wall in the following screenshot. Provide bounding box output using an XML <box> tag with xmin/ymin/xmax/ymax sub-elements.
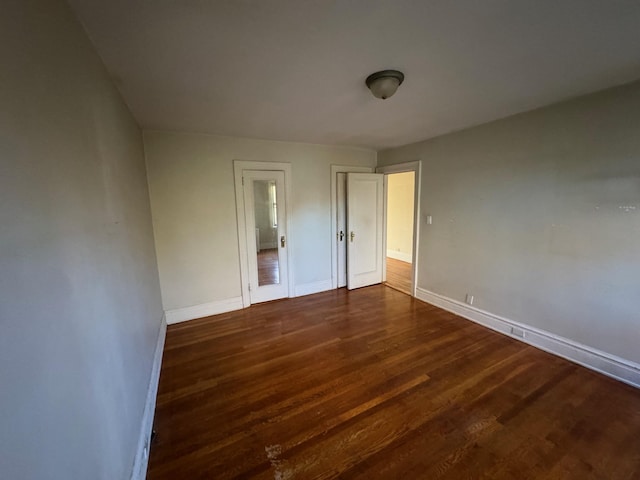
<box><xmin>386</xmin><ymin>172</ymin><xmax>415</xmax><ymax>262</ymax></box>
<box><xmin>379</xmin><ymin>81</ymin><xmax>640</xmax><ymax>365</ymax></box>
<box><xmin>0</xmin><ymin>1</ymin><xmax>164</xmax><ymax>479</ymax></box>
<box><xmin>144</xmin><ymin>131</ymin><xmax>376</xmax><ymax>311</ymax></box>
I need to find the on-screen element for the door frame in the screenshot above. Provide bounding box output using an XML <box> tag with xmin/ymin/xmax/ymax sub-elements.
<box><xmin>330</xmin><ymin>164</ymin><xmax>374</xmax><ymax>290</ymax></box>
<box><xmin>234</xmin><ymin>160</ymin><xmax>294</xmax><ymax>307</ymax></box>
<box><xmin>376</xmin><ymin>161</ymin><xmax>422</xmax><ymax>297</ymax></box>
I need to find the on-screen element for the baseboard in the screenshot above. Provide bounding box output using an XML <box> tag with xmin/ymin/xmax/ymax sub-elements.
<box><xmin>294</xmin><ymin>279</ymin><xmax>333</xmax><ymax>297</ymax></box>
<box><xmin>386</xmin><ymin>250</ymin><xmax>412</xmax><ymax>263</ymax></box>
<box><xmin>260</xmin><ymin>242</ymin><xmax>278</xmax><ymax>250</ymax></box>
<box><xmin>415</xmin><ymin>288</ymin><xmax>640</xmax><ymax>388</ymax></box>
<box><xmin>165</xmin><ymin>297</ymin><xmax>244</xmax><ymax>325</ymax></box>
<box><xmin>130</xmin><ymin>316</ymin><xmax>167</xmax><ymax>480</ymax></box>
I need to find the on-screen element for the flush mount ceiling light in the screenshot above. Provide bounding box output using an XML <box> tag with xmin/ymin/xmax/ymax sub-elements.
<box><xmin>365</xmin><ymin>69</ymin><xmax>405</xmax><ymax>99</ymax></box>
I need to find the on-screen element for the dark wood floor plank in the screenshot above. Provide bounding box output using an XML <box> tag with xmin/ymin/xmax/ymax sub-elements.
<box><xmin>148</xmin><ymin>285</ymin><xmax>640</xmax><ymax>479</ymax></box>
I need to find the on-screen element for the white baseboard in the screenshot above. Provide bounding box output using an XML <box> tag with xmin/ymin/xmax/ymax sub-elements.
<box><xmin>165</xmin><ymin>297</ymin><xmax>244</xmax><ymax>325</ymax></box>
<box><xmin>259</xmin><ymin>242</ymin><xmax>277</xmax><ymax>250</ymax></box>
<box><xmin>294</xmin><ymin>279</ymin><xmax>333</xmax><ymax>297</ymax></box>
<box><xmin>415</xmin><ymin>288</ymin><xmax>640</xmax><ymax>389</ymax></box>
<box><xmin>386</xmin><ymin>250</ymin><xmax>412</xmax><ymax>263</ymax></box>
<box><xmin>130</xmin><ymin>316</ymin><xmax>167</xmax><ymax>480</ymax></box>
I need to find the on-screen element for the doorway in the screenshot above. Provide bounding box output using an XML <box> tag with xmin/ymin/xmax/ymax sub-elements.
<box><xmin>330</xmin><ymin>165</ymin><xmax>373</xmax><ymax>289</ymax></box>
<box><xmin>333</xmin><ymin>170</ymin><xmax>385</xmax><ymax>290</ymax></box>
<box><xmin>384</xmin><ymin>171</ymin><xmax>415</xmax><ymax>295</ymax></box>
<box><xmin>377</xmin><ymin>161</ymin><xmax>421</xmax><ymax>296</ymax></box>
<box><xmin>234</xmin><ymin>161</ymin><xmax>293</xmax><ymax>307</ymax></box>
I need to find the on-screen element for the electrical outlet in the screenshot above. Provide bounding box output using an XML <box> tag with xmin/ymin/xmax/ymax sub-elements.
<box><xmin>465</xmin><ymin>294</ymin><xmax>474</xmax><ymax>305</ymax></box>
<box><xmin>510</xmin><ymin>326</ymin><xmax>525</xmax><ymax>338</ymax></box>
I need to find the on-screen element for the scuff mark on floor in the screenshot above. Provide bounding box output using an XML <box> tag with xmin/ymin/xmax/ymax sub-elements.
<box><xmin>265</xmin><ymin>444</ymin><xmax>293</xmax><ymax>479</ymax></box>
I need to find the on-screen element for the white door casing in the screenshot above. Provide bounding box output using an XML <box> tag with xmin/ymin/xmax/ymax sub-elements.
<box><xmin>376</xmin><ymin>161</ymin><xmax>422</xmax><ymax>297</ymax></box>
<box><xmin>347</xmin><ymin>173</ymin><xmax>384</xmax><ymax>289</ymax></box>
<box><xmin>233</xmin><ymin>160</ymin><xmax>294</xmax><ymax>308</ymax></box>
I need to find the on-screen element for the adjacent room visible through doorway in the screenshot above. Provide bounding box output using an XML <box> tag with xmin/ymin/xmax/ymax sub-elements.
<box><xmin>385</xmin><ymin>171</ymin><xmax>415</xmax><ymax>295</ymax></box>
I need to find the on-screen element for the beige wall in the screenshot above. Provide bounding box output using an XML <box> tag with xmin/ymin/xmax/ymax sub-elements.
<box><xmin>0</xmin><ymin>0</ymin><xmax>164</xmax><ymax>478</ymax></box>
<box><xmin>144</xmin><ymin>130</ymin><xmax>376</xmax><ymax>311</ymax></box>
<box><xmin>386</xmin><ymin>172</ymin><xmax>415</xmax><ymax>261</ymax></box>
<box><xmin>379</xmin><ymin>81</ymin><xmax>640</xmax><ymax>365</ymax></box>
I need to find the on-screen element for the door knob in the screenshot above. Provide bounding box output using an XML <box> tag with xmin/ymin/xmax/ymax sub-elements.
<box><xmin>350</xmin><ymin>231</ymin><xmax>355</xmax><ymax>242</ymax></box>
<box><xmin>280</xmin><ymin>235</ymin><xmax>286</xmax><ymax>248</ymax></box>
<box><xmin>339</xmin><ymin>230</ymin><xmax>344</xmax><ymax>241</ymax></box>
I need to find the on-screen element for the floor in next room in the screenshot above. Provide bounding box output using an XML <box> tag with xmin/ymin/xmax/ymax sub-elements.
<box><xmin>385</xmin><ymin>256</ymin><xmax>412</xmax><ymax>294</ymax></box>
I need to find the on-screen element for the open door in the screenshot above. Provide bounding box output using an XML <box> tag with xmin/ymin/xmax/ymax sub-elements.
<box><xmin>243</xmin><ymin>170</ymin><xmax>289</xmax><ymax>303</ymax></box>
<box><xmin>336</xmin><ymin>172</ymin><xmax>347</xmax><ymax>288</ymax></box>
<box><xmin>347</xmin><ymin>173</ymin><xmax>384</xmax><ymax>289</ymax></box>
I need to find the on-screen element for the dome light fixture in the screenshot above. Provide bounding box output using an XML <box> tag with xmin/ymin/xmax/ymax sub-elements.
<box><xmin>365</xmin><ymin>69</ymin><xmax>405</xmax><ymax>100</ymax></box>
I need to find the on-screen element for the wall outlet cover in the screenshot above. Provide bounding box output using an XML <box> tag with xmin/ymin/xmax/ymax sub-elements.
<box><xmin>510</xmin><ymin>326</ymin><xmax>526</xmax><ymax>338</ymax></box>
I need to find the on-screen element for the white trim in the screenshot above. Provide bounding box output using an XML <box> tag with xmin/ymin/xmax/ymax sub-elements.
<box><xmin>294</xmin><ymin>279</ymin><xmax>333</xmax><ymax>297</ymax></box>
<box><xmin>234</xmin><ymin>160</ymin><xmax>294</xmax><ymax>307</ymax></box>
<box><xmin>415</xmin><ymin>288</ymin><xmax>640</xmax><ymax>389</ymax></box>
<box><xmin>376</xmin><ymin>161</ymin><xmax>422</xmax><ymax>297</ymax></box>
<box><xmin>259</xmin><ymin>242</ymin><xmax>278</xmax><ymax>250</ymax></box>
<box><xmin>130</xmin><ymin>316</ymin><xmax>167</xmax><ymax>480</ymax></box>
<box><xmin>386</xmin><ymin>250</ymin><xmax>413</xmax><ymax>263</ymax></box>
<box><xmin>165</xmin><ymin>297</ymin><xmax>244</xmax><ymax>324</ymax></box>
<box><xmin>330</xmin><ymin>165</ymin><xmax>374</xmax><ymax>290</ymax></box>
<box><xmin>382</xmin><ymin>175</ymin><xmax>388</xmax><ymax>283</ymax></box>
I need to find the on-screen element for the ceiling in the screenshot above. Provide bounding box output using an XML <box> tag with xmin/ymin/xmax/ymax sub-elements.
<box><xmin>67</xmin><ymin>0</ymin><xmax>640</xmax><ymax>150</ymax></box>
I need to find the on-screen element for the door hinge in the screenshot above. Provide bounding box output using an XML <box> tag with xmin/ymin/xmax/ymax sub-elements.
<box><xmin>248</xmin><ymin>283</ymin><xmax>251</xmax><ymax>292</ymax></box>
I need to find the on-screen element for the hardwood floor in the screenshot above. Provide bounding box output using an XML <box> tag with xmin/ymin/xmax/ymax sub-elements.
<box><xmin>148</xmin><ymin>286</ymin><xmax>640</xmax><ymax>479</ymax></box>
<box><xmin>385</xmin><ymin>256</ymin><xmax>412</xmax><ymax>294</ymax></box>
<box><xmin>257</xmin><ymin>248</ymin><xmax>279</xmax><ymax>285</ymax></box>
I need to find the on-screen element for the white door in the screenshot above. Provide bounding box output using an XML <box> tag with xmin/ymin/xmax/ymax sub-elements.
<box><xmin>347</xmin><ymin>173</ymin><xmax>384</xmax><ymax>289</ymax></box>
<box><xmin>243</xmin><ymin>170</ymin><xmax>289</xmax><ymax>303</ymax></box>
<box><xmin>336</xmin><ymin>172</ymin><xmax>347</xmax><ymax>288</ymax></box>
